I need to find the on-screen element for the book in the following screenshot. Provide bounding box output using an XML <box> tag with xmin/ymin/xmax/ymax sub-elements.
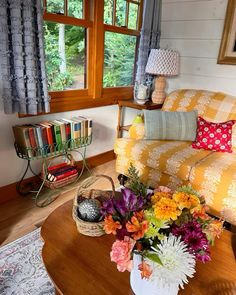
<box><xmin>32</xmin><ymin>124</ymin><xmax>43</xmax><ymax>150</ymax></box>
<box><xmin>28</xmin><ymin>126</ymin><xmax>37</xmax><ymax>149</ymax></box>
<box><xmin>40</xmin><ymin>125</ymin><xmax>50</xmax><ymax>154</ymax></box>
<box><xmin>88</xmin><ymin>118</ymin><xmax>92</xmax><ymax>137</ymax></box>
<box><xmin>40</xmin><ymin>122</ymin><xmax>54</xmax><ymax>151</ymax></box>
<box><xmin>47</xmin><ymin>166</ymin><xmax>77</xmax><ymax>181</ymax></box>
<box><xmin>52</xmin><ymin>121</ymin><xmax>62</xmax><ymax>151</ymax></box>
<box><xmin>71</xmin><ymin>118</ymin><xmax>82</xmax><ymax>142</ymax></box>
<box><xmin>61</xmin><ymin>120</ymin><xmax>71</xmax><ymax>142</ymax></box>
<box><xmin>47</xmin><ymin>162</ymin><xmax>68</xmax><ymax>172</ymax></box>
<box><xmin>49</xmin><ymin>165</ymin><xmax>74</xmax><ymax>176</ymax></box>
<box><xmin>53</xmin><ymin>168</ymin><xmax>77</xmax><ymax>182</ymax></box>
<box><xmin>77</xmin><ymin>116</ymin><xmax>88</xmax><ymax>138</ymax></box>
<box><xmin>12</xmin><ymin>125</ymin><xmax>33</xmax><ymax>157</ymax></box>
<box><xmin>54</xmin><ymin>120</ymin><xmax>67</xmax><ymax>143</ymax></box>
<box><xmin>63</xmin><ymin>118</ymin><xmax>75</xmax><ymax>140</ymax></box>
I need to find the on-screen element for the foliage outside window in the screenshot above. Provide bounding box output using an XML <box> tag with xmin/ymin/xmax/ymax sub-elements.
<box><xmin>44</xmin><ymin>0</ymin><xmax>86</xmax><ymax>91</ymax></box>
<box><xmin>43</xmin><ymin>0</ymin><xmax>143</xmax><ymax>114</ymax></box>
<box><xmin>103</xmin><ymin>0</ymin><xmax>141</xmax><ymax>87</ymax></box>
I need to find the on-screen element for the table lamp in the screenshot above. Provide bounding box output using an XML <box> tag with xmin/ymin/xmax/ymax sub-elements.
<box><xmin>145</xmin><ymin>49</ymin><xmax>179</xmax><ymax>104</ymax></box>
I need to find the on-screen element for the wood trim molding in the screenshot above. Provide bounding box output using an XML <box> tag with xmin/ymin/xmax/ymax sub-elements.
<box><xmin>0</xmin><ymin>150</ymin><xmax>116</xmax><ymax>205</ymax></box>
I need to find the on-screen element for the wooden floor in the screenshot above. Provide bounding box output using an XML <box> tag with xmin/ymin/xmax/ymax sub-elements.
<box><xmin>0</xmin><ymin>160</ymin><xmax>119</xmax><ymax>247</ymax></box>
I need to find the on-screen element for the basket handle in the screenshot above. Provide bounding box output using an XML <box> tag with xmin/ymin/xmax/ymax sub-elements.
<box><xmin>76</xmin><ymin>174</ymin><xmax>115</xmax><ymax>199</ymax></box>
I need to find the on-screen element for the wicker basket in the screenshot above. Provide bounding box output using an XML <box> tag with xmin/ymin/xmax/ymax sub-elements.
<box><xmin>72</xmin><ymin>174</ymin><xmax>115</xmax><ymax>237</ymax></box>
<box><xmin>41</xmin><ymin>154</ymin><xmax>78</xmax><ymax>189</ymax></box>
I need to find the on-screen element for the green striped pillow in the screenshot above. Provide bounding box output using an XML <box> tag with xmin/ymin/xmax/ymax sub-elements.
<box><xmin>144</xmin><ymin>110</ymin><xmax>198</xmax><ymax>141</ymax></box>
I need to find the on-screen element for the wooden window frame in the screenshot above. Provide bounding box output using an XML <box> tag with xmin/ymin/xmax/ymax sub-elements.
<box><xmin>26</xmin><ymin>0</ymin><xmax>143</xmax><ymax>115</ymax></box>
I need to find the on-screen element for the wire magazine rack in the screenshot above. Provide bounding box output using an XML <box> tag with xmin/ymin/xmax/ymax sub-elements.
<box><xmin>14</xmin><ymin>135</ymin><xmax>92</xmax><ymax>207</ymax></box>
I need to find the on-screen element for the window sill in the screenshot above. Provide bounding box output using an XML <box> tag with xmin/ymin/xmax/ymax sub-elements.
<box><xmin>18</xmin><ymin>86</ymin><xmax>134</xmax><ymax>118</ymax></box>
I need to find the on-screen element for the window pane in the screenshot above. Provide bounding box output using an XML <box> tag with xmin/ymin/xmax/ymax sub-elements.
<box><xmin>104</xmin><ymin>0</ymin><xmax>113</xmax><ymax>25</ymax></box>
<box><xmin>103</xmin><ymin>32</ymin><xmax>137</xmax><ymax>87</ymax></box>
<box><xmin>128</xmin><ymin>3</ymin><xmax>138</xmax><ymax>30</ymax></box>
<box><xmin>44</xmin><ymin>22</ymin><xmax>86</xmax><ymax>91</ymax></box>
<box><xmin>116</xmin><ymin>0</ymin><xmax>126</xmax><ymax>27</ymax></box>
<box><xmin>47</xmin><ymin>0</ymin><xmax>64</xmax><ymax>14</ymax></box>
<box><xmin>68</xmin><ymin>0</ymin><xmax>83</xmax><ymax>19</ymax></box>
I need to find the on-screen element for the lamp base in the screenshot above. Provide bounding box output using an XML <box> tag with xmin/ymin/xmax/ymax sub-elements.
<box><xmin>151</xmin><ymin>76</ymin><xmax>166</xmax><ymax>104</ymax></box>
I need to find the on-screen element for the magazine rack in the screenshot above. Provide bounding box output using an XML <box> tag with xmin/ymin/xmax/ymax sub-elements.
<box><xmin>14</xmin><ymin>135</ymin><xmax>92</xmax><ymax>207</ymax></box>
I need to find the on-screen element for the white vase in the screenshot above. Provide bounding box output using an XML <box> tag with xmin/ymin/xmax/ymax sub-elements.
<box><xmin>130</xmin><ymin>254</ymin><xmax>179</xmax><ymax>295</ymax></box>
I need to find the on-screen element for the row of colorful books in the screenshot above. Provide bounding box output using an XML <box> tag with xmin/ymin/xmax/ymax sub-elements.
<box><xmin>13</xmin><ymin>116</ymin><xmax>92</xmax><ymax>158</ymax></box>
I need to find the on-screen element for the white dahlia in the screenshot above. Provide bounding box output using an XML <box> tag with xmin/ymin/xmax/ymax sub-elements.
<box><xmin>150</xmin><ymin>234</ymin><xmax>196</xmax><ymax>289</ymax></box>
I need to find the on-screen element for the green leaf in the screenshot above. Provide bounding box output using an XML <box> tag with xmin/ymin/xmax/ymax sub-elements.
<box><xmin>145</xmin><ymin>253</ymin><xmax>163</xmax><ymax>266</ymax></box>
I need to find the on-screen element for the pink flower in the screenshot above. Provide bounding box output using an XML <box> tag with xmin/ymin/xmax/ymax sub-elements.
<box><xmin>110</xmin><ymin>236</ymin><xmax>135</xmax><ymax>272</ymax></box>
<box><xmin>154</xmin><ymin>186</ymin><xmax>172</xmax><ymax>194</ymax></box>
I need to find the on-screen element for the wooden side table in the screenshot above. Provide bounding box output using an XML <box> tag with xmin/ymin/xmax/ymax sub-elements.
<box><xmin>117</xmin><ymin>100</ymin><xmax>162</xmax><ymax>138</ymax></box>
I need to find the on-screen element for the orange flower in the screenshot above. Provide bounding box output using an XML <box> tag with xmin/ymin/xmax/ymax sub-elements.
<box><xmin>153</xmin><ymin>197</ymin><xmax>181</xmax><ymax>221</ymax></box>
<box><xmin>104</xmin><ymin>215</ymin><xmax>122</xmax><ymax>235</ymax></box>
<box><xmin>126</xmin><ymin>216</ymin><xmax>148</xmax><ymax>240</ymax></box>
<box><xmin>204</xmin><ymin>219</ymin><xmax>223</xmax><ymax>243</ymax></box>
<box><xmin>138</xmin><ymin>261</ymin><xmax>153</xmax><ymax>279</ymax></box>
<box><xmin>173</xmin><ymin>192</ymin><xmax>200</xmax><ymax>210</ymax></box>
<box><xmin>134</xmin><ymin>210</ymin><xmax>145</xmax><ymax>222</ymax></box>
<box><xmin>191</xmin><ymin>205</ymin><xmax>210</xmax><ymax>220</ymax></box>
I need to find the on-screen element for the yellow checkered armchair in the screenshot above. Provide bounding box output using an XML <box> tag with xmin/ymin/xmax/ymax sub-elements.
<box><xmin>114</xmin><ymin>89</ymin><xmax>236</xmax><ymax>225</ymax></box>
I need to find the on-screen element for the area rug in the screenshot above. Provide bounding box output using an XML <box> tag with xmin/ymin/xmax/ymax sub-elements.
<box><xmin>0</xmin><ymin>229</ymin><xmax>54</xmax><ymax>295</ymax></box>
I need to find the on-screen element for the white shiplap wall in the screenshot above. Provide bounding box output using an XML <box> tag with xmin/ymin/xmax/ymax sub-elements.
<box><xmin>160</xmin><ymin>0</ymin><xmax>236</xmax><ymax>96</ymax></box>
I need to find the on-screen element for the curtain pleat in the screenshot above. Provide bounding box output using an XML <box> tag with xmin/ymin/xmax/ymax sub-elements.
<box><xmin>135</xmin><ymin>0</ymin><xmax>162</xmax><ymax>84</ymax></box>
<box><xmin>0</xmin><ymin>0</ymin><xmax>50</xmax><ymax>115</ymax></box>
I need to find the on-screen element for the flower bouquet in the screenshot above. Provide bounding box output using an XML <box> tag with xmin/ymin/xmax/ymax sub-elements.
<box><xmin>100</xmin><ymin>166</ymin><xmax>223</xmax><ymax>295</ymax></box>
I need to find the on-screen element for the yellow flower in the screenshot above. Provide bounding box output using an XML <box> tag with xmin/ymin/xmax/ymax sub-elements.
<box><xmin>151</xmin><ymin>192</ymin><xmax>172</xmax><ymax>205</ymax></box>
<box><xmin>153</xmin><ymin>197</ymin><xmax>181</xmax><ymax>221</ymax></box>
<box><xmin>173</xmin><ymin>192</ymin><xmax>200</xmax><ymax>210</ymax></box>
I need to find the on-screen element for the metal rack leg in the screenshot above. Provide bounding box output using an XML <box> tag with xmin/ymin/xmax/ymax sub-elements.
<box><xmin>73</xmin><ymin>146</ymin><xmax>92</xmax><ymax>180</ymax></box>
<box><xmin>16</xmin><ymin>160</ymin><xmax>40</xmax><ymax>195</ymax></box>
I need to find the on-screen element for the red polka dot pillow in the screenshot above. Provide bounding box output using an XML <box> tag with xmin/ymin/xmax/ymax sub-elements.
<box><xmin>192</xmin><ymin>117</ymin><xmax>235</xmax><ymax>153</ymax></box>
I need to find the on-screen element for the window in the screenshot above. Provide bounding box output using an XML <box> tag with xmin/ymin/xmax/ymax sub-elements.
<box><xmin>103</xmin><ymin>0</ymin><xmax>141</xmax><ymax>87</ymax></box>
<box><xmin>42</xmin><ymin>0</ymin><xmax>143</xmax><ymax>114</ymax></box>
<box><xmin>44</xmin><ymin>22</ymin><xmax>86</xmax><ymax>91</ymax></box>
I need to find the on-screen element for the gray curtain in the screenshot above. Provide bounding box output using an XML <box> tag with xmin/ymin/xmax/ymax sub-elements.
<box><xmin>135</xmin><ymin>0</ymin><xmax>162</xmax><ymax>84</ymax></box>
<box><xmin>0</xmin><ymin>0</ymin><xmax>50</xmax><ymax>115</ymax></box>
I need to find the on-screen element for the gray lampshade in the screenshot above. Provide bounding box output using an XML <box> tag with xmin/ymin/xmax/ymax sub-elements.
<box><xmin>145</xmin><ymin>49</ymin><xmax>180</xmax><ymax>76</ymax></box>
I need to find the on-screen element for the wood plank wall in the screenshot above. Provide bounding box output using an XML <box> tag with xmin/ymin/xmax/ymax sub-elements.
<box><xmin>160</xmin><ymin>0</ymin><xmax>236</xmax><ymax>95</ymax></box>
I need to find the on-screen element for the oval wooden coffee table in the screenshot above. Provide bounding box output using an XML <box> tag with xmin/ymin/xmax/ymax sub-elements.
<box><xmin>41</xmin><ymin>200</ymin><xmax>236</xmax><ymax>295</ymax></box>
<box><xmin>41</xmin><ymin>200</ymin><xmax>131</xmax><ymax>295</ymax></box>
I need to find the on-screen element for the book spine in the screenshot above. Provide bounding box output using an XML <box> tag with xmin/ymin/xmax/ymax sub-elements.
<box><xmin>47</xmin><ymin>167</ymin><xmax>77</xmax><ymax>181</ymax></box>
<box><xmin>54</xmin><ymin>125</ymin><xmax>62</xmax><ymax>150</ymax></box>
<box><xmin>36</xmin><ymin>127</ymin><xmax>43</xmax><ymax>148</ymax></box>
<box><xmin>41</xmin><ymin>127</ymin><xmax>50</xmax><ymax>154</ymax></box>
<box><xmin>28</xmin><ymin>128</ymin><xmax>37</xmax><ymax>148</ymax></box>
<box><xmin>33</xmin><ymin>128</ymin><xmax>39</xmax><ymax>147</ymax></box>
<box><xmin>23</xmin><ymin>129</ymin><xmax>33</xmax><ymax>158</ymax></box>
<box><xmin>88</xmin><ymin>119</ymin><xmax>92</xmax><ymax>137</ymax></box>
<box><xmin>73</xmin><ymin>122</ymin><xmax>79</xmax><ymax>139</ymax></box>
<box><xmin>60</xmin><ymin>123</ymin><xmax>66</xmax><ymax>143</ymax></box>
<box><xmin>65</xmin><ymin>123</ymin><xmax>71</xmax><ymax>141</ymax></box>
<box><xmin>54</xmin><ymin>169</ymin><xmax>77</xmax><ymax>181</ymax></box>
<box><xmin>50</xmin><ymin>125</ymin><xmax>56</xmax><ymax>145</ymax></box>
<box><xmin>47</xmin><ymin>162</ymin><xmax>68</xmax><ymax>172</ymax></box>
<box><xmin>53</xmin><ymin>166</ymin><xmax>76</xmax><ymax>176</ymax></box>
<box><xmin>84</xmin><ymin>119</ymin><xmax>88</xmax><ymax>138</ymax></box>
<box><xmin>46</xmin><ymin>127</ymin><xmax>53</xmax><ymax>146</ymax></box>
